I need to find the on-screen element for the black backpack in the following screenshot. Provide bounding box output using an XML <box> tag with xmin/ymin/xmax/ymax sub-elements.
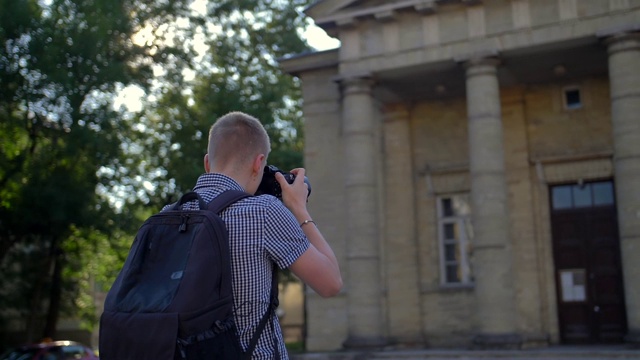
<box><xmin>99</xmin><ymin>190</ymin><xmax>279</xmax><ymax>360</ymax></box>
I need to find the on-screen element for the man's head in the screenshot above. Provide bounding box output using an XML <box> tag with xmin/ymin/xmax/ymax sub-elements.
<box><xmin>205</xmin><ymin>111</ymin><xmax>271</xmax><ymax>193</ymax></box>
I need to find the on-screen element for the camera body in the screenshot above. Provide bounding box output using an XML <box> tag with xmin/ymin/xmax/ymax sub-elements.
<box><xmin>256</xmin><ymin>165</ymin><xmax>311</xmax><ymax>199</ymax></box>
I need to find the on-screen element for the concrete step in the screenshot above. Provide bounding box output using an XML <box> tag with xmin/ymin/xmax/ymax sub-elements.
<box><xmin>290</xmin><ymin>346</ymin><xmax>640</xmax><ymax>360</ymax></box>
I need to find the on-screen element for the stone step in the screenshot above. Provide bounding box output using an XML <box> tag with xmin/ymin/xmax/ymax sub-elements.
<box><xmin>290</xmin><ymin>347</ymin><xmax>640</xmax><ymax>360</ymax></box>
<box><xmin>369</xmin><ymin>349</ymin><xmax>640</xmax><ymax>359</ymax></box>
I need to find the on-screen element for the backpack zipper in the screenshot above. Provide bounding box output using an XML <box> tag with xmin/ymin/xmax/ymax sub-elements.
<box><xmin>179</xmin><ymin>214</ymin><xmax>190</xmax><ymax>232</ymax></box>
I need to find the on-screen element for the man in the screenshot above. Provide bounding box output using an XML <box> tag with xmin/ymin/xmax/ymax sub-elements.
<box><xmin>176</xmin><ymin>111</ymin><xmax>342</xmax><ymax>359</ymax></box>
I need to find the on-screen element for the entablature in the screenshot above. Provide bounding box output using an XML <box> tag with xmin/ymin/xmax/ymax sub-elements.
<box><xmin>312</xmin><ymin>0</ymin><xmax>483</xmax><ymax>35</ymax></box>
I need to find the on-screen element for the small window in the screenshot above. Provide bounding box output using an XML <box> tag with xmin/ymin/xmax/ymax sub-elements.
<box><xmin>551</xmin><ymin>181</ymin><xmax>615</xmax><ymax>210</ymax></box>
<box><xmin>552</xmin><ymin>186</ymin><xmax>572</xmax><ymax>209</ymax></box>
<box><xmin>437</xmin><ymin>194</ymin><xmax>473</xmax><ymax>285</ymax></box>
<box><xmin>592</xmin><ymin>182</ymin><xmax>614</xmax><ymax>206</ymax></box>
<box><xmin>563</xmin><ymin>86</ymin><xmax>582</xmax><ymax>110</ymax></box>
<box><xmin>572</xmin><ymin>185</ymin><xmax>592</xmax><ymax>208</ymax></box>
<box><xmin>442</xmin><ymin>198</ymin><xmax>454</xmax><ymax>217</ymax></box>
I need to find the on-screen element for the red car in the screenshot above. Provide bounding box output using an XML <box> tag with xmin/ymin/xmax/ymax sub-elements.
<box><xmin>0</xmin><ymin>340</ymin><xmax>98</xmax><ymax>360</ymax></box>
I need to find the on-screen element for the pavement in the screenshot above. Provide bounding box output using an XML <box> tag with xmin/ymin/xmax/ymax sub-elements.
<box><xmin>289</xmin><ymin>345</ymin><xmax>640</xmax><ymax>360</ymax></box>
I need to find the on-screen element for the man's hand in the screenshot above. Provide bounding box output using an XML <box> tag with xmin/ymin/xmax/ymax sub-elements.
<box><xmin>275</xmin><ymin>168</ymin><xmax>309</xmax><ymax>219</ymax></box>
<box><xmin>276</xmin><ymin>168</ymin><xmax>343</xmax><ymax>297</ymax></box>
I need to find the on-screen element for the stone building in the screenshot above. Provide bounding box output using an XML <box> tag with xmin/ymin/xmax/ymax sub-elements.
<box><xmin>279</xmin><ymin>0</ymin><xmax>640</xmax><ymax>351</ymax></box>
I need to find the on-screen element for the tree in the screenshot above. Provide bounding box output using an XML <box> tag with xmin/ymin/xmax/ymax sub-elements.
<box><xmin>0</xmin><ymin>0</ymin><xmax>314</xmax><ymax>346</ymax></box>
<box><xmin>0</xmin><ymin>0</ymin><xmax>193</xmax><ymax>342</ymax></box>
<box><xmin>123</xmin><ymin>0</ymin><xmax>312</xmax><ymax>204</ymax></box>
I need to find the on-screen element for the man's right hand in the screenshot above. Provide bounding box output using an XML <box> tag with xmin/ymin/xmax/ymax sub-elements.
<box><xmin>276</xmin><ymin>168</ymin><xmax>309</xmax><ymax>220</ymax></box>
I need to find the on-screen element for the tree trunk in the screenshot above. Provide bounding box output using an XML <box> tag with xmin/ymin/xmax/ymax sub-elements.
<box><xmin>25</xmin><ymin>235</ymin><xmax>56</xmax><ymax>342</ymax></box>
<box><xmin>42</xmin><ymin>246</ymin><xmax>64</xmax><ymax>339</ymax></box>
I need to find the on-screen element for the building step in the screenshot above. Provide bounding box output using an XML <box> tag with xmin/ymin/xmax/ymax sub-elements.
<box><xmin>290</xmin><ymin>346</ymin><xmax>640</xmax><ymax>360</ymax></box>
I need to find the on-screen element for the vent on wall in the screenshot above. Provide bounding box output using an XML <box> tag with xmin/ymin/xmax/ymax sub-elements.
<box><xmin>563</xmin><ymin>86</ymin><xmax>582</xmax><ymax>110</ymax></box>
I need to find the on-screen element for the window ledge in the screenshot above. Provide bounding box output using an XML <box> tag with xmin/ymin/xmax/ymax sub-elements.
<box><xmin>421</xmin><ymin>283</ymin><xmax>475</xmax><ymax>294</ymax></box>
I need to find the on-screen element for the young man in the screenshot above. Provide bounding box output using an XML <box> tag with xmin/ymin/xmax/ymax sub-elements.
<box><xmin>176</xmin><ymin>111</ymin><xmax>342</xmax><ymax>359</ymax></box>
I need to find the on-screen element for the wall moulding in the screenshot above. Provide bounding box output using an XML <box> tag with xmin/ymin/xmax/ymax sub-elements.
<box><xmin>419</xmin><ymin>162</ymin><xmax>470</xmax><ymax>195</ymax></box>
<box><xmin>530</xmin><ymin>153</ymin><xmax>614</xmax><ymax>185</ymax></box>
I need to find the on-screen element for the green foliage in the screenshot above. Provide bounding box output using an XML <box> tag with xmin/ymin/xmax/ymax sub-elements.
<box><xmin>0</xmin><ymin>0</ymin><xmax>192</xmax><ymax>343</ymax></box>
<box><xmin>125</xmin><ymin>0</ymin><xmax>312</xmax><ymax>200</ymax></box>
<box><xmin>0</xmin><ymin>0</ymin><xmax>314</xmax><ymax>345</ymax></box>
<box><xmin>286</xmin><ymin>340</ymin><xmax>305</xmax><ymax>353</ymax></box>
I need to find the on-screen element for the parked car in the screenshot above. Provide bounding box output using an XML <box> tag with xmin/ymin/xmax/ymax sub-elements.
<box><xmin>0</xmin><ymin>340</ymin><xmax>98</xmax><ymax>360</ymax></box>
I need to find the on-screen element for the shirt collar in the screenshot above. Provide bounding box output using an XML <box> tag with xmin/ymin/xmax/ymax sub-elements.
<box><xmin>193</xmin><ymin>173</ymin><xmax>245</xmax><ymax>192</ymax></box>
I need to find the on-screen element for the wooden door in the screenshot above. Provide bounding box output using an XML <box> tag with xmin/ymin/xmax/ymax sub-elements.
<box><xmin>550</xmin><ymin>181</ymin><xmax>627</xmax><ymax>343</ymax></box>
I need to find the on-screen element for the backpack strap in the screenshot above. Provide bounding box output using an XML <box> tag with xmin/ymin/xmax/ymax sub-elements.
<box><xmin>244</xmin><ymin>266</ymin><xmax>279</xmax><ymax>360</ymax></box>
<box><xmin>171</xmin><ymin>191</ymin><xmax>207</xmax><ymax>210</ymax></box>
<box><xmin>206</xmin><ymin>190</ymin><xmax>250</xmax><ymax>213</ymax></box>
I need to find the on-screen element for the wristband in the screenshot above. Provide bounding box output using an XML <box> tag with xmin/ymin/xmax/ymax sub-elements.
<box><xmin>300</xmin><ymin>219</ymin><xmax>316</xmax><ymax>227</ymax></box>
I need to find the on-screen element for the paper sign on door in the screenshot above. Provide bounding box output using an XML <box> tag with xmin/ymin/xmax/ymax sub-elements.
<box><xmin>560</xmin><ymin>269</ymin><xmax>586</xmax><ymax>302</ymax></box>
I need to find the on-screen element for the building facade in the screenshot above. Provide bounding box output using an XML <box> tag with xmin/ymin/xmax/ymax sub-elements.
<box><xmin>280</xmin><ymin>0</ymin><xmax>640</xmax><ymax>351</ymax></box>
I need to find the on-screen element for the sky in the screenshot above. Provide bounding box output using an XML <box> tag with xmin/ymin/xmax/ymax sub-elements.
<box><xmin>303</xmin><ymin>24</ymin><xmax>340</xmax><ymax>51</ymax></box>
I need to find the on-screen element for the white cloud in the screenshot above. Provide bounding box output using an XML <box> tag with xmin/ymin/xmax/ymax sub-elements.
<box><xmin>303</xmin><ymin>25</ymin><xmax>340</xmax><ymax>51</ymax></box>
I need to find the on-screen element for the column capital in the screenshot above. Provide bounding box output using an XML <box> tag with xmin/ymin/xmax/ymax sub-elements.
<box><xmin>463</xmin><ymin>57</ymin><xmax>501</xmax><ymax>78</ymax></box>
<box><xmin>603</xmin><ymin>32</ymin><xmax>640</xmax><ymax>56</ymax></box>
<box><xmin>338</xmin><ymin>75</ymin><xmax>375</xmax><ymax>96</ymax></box>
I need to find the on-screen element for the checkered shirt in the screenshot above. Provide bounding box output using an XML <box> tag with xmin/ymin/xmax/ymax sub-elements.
<box><xmin>167</xmin><ymin>173</ymin><xmax>309</xmax><ymax>359</ymax></box>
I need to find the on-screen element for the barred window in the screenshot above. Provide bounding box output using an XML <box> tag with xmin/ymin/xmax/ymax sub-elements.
<box><xmin>563</xmin><ymin>86</ymin><xmax>582</xmax><ymax>110</ymax></box>
<box><xmin>437</xmin><ymin>195</ymin><xmax>474</xmax><ymax>285</ymax></box>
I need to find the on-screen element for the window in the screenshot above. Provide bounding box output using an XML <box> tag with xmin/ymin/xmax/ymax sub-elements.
<box><xmin>551</xmin><ymin>181</ymin><xmax>615</xmax><ymax>210</ymax></box>
<box><xmin>563</xmin><ymin>86</ymin><xmax>582</xmax><ymax>110</ymax></box>
<box><xmin>437</xmin><ymin>194</ymin><xmax>473</xmax><ymax>285</ymax></box>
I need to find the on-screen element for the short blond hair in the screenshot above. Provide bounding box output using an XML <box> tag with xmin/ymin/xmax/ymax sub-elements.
<box><xmin>207</xmin><ymin>111</ymin><xmax>271</xmax><ymax>169</ymax></box>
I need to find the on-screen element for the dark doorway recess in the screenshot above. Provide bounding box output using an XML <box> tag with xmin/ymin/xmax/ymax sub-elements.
<box><xmin>550</xmin><ymin>180</ymin><xmax>627</xmax><ymax>344</ymax></box>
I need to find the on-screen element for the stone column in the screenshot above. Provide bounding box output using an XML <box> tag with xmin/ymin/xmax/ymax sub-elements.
<box><xmin>605</xmin><ymin>32</ymin><xmax>640</xmax><ymax>344</ymax></box>
<box><xmin>382</xmin><ymin>105</ymin><xmax>423</xmax><ymax>346</ymax></box>
<box><xmin>464</xmin><ymin>58</ymin><xmax>521</xmax><ymax>348</ymax></box>
<box><xmin>341</xmin><ymin>77</ymin><xmax>386</xmax><ymax>348</ymax></box>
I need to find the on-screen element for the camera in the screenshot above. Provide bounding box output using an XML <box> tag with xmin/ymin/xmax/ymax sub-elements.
<box><xmin>256</xmin><ymin>165</ymin><xmax>311</xmax><ymax>199</ymax></box>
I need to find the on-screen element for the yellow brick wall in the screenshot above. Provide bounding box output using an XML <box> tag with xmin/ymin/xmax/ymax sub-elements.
<box><xmin>404</xmin><ymin>77</ymin><xmax>613</xmax><ymax>346</ymax></box>
<box><xmin>525</xmin><ymin>77</ymin><xmax>613</xmax><ymax>160</ymax></box>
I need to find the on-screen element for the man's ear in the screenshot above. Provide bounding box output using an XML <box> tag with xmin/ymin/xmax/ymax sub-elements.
<box><xmin>204</xmin><ymin>154</ymin><xmax>210</xmax><ymax>173</ymax></box>
<box><xmin>252</xmin><ymin>154</ymin><xmax>265</xmax><ymax>175</ymax></box>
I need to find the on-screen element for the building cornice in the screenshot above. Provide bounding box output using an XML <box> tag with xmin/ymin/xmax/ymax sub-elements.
<box><xmin>278</xmin><ymin>49</ymin><xmax>340</xmax><ymax>77</ymax></box>
<box><xmin>314</xmin><ymin>0</ymin><xmax>482</xmax><ymax>32</ymax></box>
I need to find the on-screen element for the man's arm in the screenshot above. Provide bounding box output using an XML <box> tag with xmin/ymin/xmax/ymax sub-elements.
<box><xmin>276</xmin><ymin>169</ymin><xmax>343</xmax><ymax>298</ymax></box>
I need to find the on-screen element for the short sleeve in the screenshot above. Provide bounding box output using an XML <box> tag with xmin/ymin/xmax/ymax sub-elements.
<box><xmin>262</xmin><ymin>198</ymin><xmax>310</xmax><ymax>269</ymax></box>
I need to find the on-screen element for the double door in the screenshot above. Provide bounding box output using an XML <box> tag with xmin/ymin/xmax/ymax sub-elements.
<box><xmin>550</xmin><ymin>181</ymin><xmax>627</xmax><ymax>343</ymax></box>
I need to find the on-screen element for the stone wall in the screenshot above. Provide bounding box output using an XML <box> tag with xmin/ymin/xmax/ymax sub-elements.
<box><xmin>298</xmin><ymin>66</ymin><xmax>349</xmax><ymax>351</ymax></box>
<box><xmin>282</xmin><ymin>0</ymin><xmax>639</xmax><ymax>352</ymax></box>
<box><xmin>405</xmin><ymin>77</ymin><xmax>614</xmax><ymax>347</ymax></box>
<box><xmin>293</xmin><ymin>65</ymin><xmax>617</xmax><ymax>352</ymax></box>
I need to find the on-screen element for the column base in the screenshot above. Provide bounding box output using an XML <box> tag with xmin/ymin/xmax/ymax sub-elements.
<box><xmin>343</xmin><ymin>336</ymin><xmax>387</xmax><ymax>350</ymax></box>
<box><xmin>624</xmin><ymin>330</ymin><xmax>640</xmax><ymax>345</ymax></box>
<box><xmin>520</xmin><ymin>333</ymin><xmax>550</xmax><ymax>349</ymax></box>
<box><xmin>472</xmin><ymin>333</ymin><xmax>523</xmax><ymax>350</ymax></box>
<box><xmin>385</xmin><ymin>335</ymin><xmax>428</xmax><ymax>350</ymax></box>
